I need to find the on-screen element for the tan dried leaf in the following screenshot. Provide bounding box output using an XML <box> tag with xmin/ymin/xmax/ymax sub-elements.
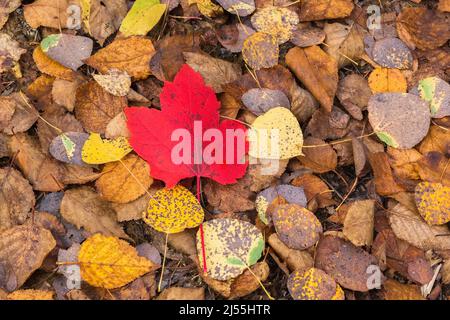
<box><xmin>343</xmin><ymin>200</ymin><xmax>375</xmax><ymax>246</ymax></box>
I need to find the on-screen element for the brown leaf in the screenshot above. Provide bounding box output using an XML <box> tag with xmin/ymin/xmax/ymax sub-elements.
<box><xmin>383</xmin><ymin>279</ymin><xmax>424</xmax><ymax>300</ymax></box>
<box><xmin>33</xmin><ymin>47</ymin><xmax>77</xmax><ymax>81</ymax></box>
<box><xmin>0</xmin><ymin>168</ymin><xmax>35</xmax><ymax>232</ymax></box>
<box><xmin>85</xmin><ymin>36</ymin><xmax>155</xmax><ymax>80</ymax></box>
<box><xmin>343</xmin><ymin>200</ymin><xmax>375</xmax><ymax>247</ymax></box>
<box><xmin>439</xmin><ymin>0</ymin><xmax>450</xmax><ymax>12</ymax></box>
<box><xmin>323</xmin><ymin>23</ymin><xmax>365</xmax><ymax>68</ymax></box>
<box><xmin>305</xmin><ymin>108</ymin><xmax>351</xmax><ymax>140</ymax></box>
<box><xmin>268</xmin><ymin>233</ymin><xmax>313</xmax><ymax>273</ymax></box>
<box><xmin>0</xmin><ymin>33</ymin><xmax>26</xmax><ymax>73</ymax></box>
<box><xmin>298</xmin><ymin>0</ymin><xmax>354</xmax><ymax>21</ymax></box>
<box><xmin>183</xmin><ymin>52</ymin><xmax>241</xmax><ymax>93</ymax></box>
<box><xmin>60</xmin><ymin>163</ymin><xmax>101</xmax><ymax>185</ymax></box>
<box><xmin>397</xmin><ymin>7</ymin><xmax>450</xmax><ymax>50</ymax></box>
<box><xmin>8</xmin><ymin>133</ymin><xmax>65</xmax><ymax>192</ymax></box>
<box><xmin>23</xmin><ymin>0</ymin><xmax>74</xmax><ymax>29</ymax></box>
<box><xmin>156</xmin><ymin>287</ymin><xmax>205</xmax><ymax>300</ymax></box>
<box><xmin>387</xmin><ymin>147</ymin><xmax>422</xmax><ymax>182</ymax></box>
<box><xmin>75</xmin><ymin>80</ymin><xmax>126</xmax><ymax>134</ymax></box>
<box><xmin>105</xmin><ymin>111</ymin><xmax>130</xmax><ymax>139</ymax></box>
<box><xmin>417</xmin><ymin>152</ymin><xmax>450</xmax><ymax>186</ymax></box>
<box><xmin>389</xmin><ymin>203</ymin><xmax>450</xmax><ymax>251</ymax></box>
<box><xmin>290</xmin><ymin>25</ymin><xmax>326</xmax><ymax>47</ymax></box>
<box><xmin>336</xmin><ymin>74</ymin><xmax>371</xmax><ymax>120</ymax></box>
<box><xmin>7</xmin><ymin>289</ymin><xmax>54</xmax><ymax>300</ymax></box>
<box><xmin>291</xmin><ymin>174</ymin><xmax>336</xmax><ymax>208</ymax></box>
<box><xmin>0</xmin><ymin>224</ymin><xmax>56</xmax><ymax>291</ymax></box>
<box><xmin>113</xmin><ymin>188</ymin><xmax>158</xmax><ymax>222</ymax></box>
<box><xmin>82</xmin><ymin>0</ymin><xmax>128</xmax><ymax>45</ymax></box>
<box><xmin>60</xmin><ymin>186</ymin><xmax>129</xmax><ymax>239</ymax></box>
<box><xmin>298</xmin><ymin>137</ymin><xmax>337</xmax><ymax>173</ymax></box>
<box><xmin>96</xmin><ymin>154</ymin><xmax>153</xmax><ymax>204</ymax></box>
<box><xmin>315</xmin><ymin>235</ymin><xmax>379</xmax><ymax>292</ymax></box>
<box><xmin>52</xmin><ymin>78</ymin><xmax>82</xmax><ymax>112</ymax></box>
<box><xmin>217</xmin><ymin>23</ymin><xmax>255</xmax><ymax>53</ymax></box>
<box><xmin>367</xmin><ymin>151</ymin><xmax>405</xmax><ymax>196</ymax></box>
<box><xmin>0</xmin><ymin>0</ymin><xmax>20</xmax><ymax>29</ymax></box>
<box><xmin>0</xmin><ymin>93</ymin><xmax>38</xmax><ymax>135</ymax></box>
<box><xmin>286</xmin><ymin>46</ymin><xmax>338</xmax><ymax>112</ymax></box>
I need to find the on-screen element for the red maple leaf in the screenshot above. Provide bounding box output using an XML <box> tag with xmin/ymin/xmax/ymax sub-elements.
<box><xmin>125</xmin><ymin>64</ymin><xmax>248</xmax><ymax>188</ymax></box>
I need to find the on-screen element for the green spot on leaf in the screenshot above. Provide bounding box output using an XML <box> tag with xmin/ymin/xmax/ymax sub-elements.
<box><xmin>41</xmin><ymin>34</ymin><xmax>61</xmax><ymax>52</ymax></box>
<box><xmin>247</xmin><ymin>238</ymin><xmax>264</xmax><ymax>265</ymax></box>
<box><xmin>227</xmin><ymin>257</ymin><xmax>245</xmax><ymax>266</ymax></box>
<box><xmin>376</xmin><ymin>131</ymin><xmax>399</xmax><ymax>148</ymax></box>
<box><xmin>61</xmin><ymin>134</ymin><xmax>76</xmax><ymax>160</ymax></box>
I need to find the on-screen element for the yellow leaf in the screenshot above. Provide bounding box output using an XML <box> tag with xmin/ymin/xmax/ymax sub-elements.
<box><xmin>287</xmin><ymin>268</ymin><xmax>344</xmax><ymax>300</ymax></box>
<box><xmin>368</xmin><ymin>68</ymin><xmax>407</xmax><ymax>93</ymax></box>
<box><xmin>119</xmin><ymin>0</ymin><xmax>167</xmax><ymax>37</ymax></box>
<box><xmin>78</xmin><ymin>234</ymin><xmax>155</xmax><ymax>289</ymax></box>
<box><xmin>7</xmin><ymin>289</ymin><xmax>54</xmax><ymax>300</ymax></box>
<box><xmin>195</xmin><ymin>0</ymin><xmax>223</xmax><ymax>18</ymax></box>
<box><xmin>144</xmin><ymin>185</ymin><xmax>204</xmax><ymax>233</ymax></box>
<box><xmin>81</xmin><ymin>133</ymin><xmax>132</xmax><ymax>164</ymax></box>
<box><xmin>415</xmin><ymin>182</ymin><xmax>450</xmax><ymax>225</ymax></box>
<box><xmin>248</xmin><ymin>107</ymin><xmax>303</xmax><ymax>159</ymax></box>
<box><xmin>242</xmin><ymin>32</ymin><xmax>279</xmax><ymax>70</ymax></box>
<box><xmin>33</xmin><ymin>47</ymin><xmax>76</xmax><ymax>81</ymax></box>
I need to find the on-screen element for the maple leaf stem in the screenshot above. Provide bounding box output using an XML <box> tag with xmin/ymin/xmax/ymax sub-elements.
<box><xmin>197</xmin><ymin>175</ymin><xmax>208</xmax><ymax>273</ymax></box>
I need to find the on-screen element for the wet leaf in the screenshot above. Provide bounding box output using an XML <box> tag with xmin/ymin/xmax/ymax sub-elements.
<box><xmin>418</xmin><ymin>76</ymin><xmax>450</xmax><ymax>118</ymax></box>
<box><xmin>196</xmin><ymin>218</ymin><xmax>264</xmax><ymax>280</ymax></box>
<box><xmin>288</xmin><ymin>268</ymin><xmax>344</xmax><ymax>300</ymax></box>
<box><xmin>60</xmin><ymin>186</ymin><xmax>129</xmax><ymax>239</ymax></box>
<box><xmin>248</xmin><ymin>107</ymin><xmax>303</xmax><ymax>159</ymax></box>
<box><xmin>81</xmin><ymin>133</ymin><xmax>132</xmax><ymax>165</ymax></box>
<box><xmin>343</xmin><ymin>200</ymin><xmax>375</xmax><ymax>246</ymax></box>
<box><xmin>75</xmin><ymin>81</ymin><xmax>127</xmax><ymax>134</ymax></box>
<box><xmin>371</xmin><ymin>37</ymin><xmax>413</xmax><ymax>69</ymax></box>
<box><xmin>368</xmin><ymin>93</ymin><xmax>430</xmax><ymax>149</ymax></box>
<box><xmin>242</xmin><ymin>88</ymin><xmax>290</xmax><ymax>116</ymax></box>
<box><xmin>85</xmin><ymin>36</ymin><xmax>155</xmax><ymax>80</ymax></box>
<box><xmin>250</xmin><ymin>6</ymin><xmax>299</xmax><ymax>45</ymax></box>
<box><xmin>286</xmin><ymin>46</ymin><xmax>338</xmax><ymax>112</ymax></box>
<box><xmin>0</xmin><ymin>168</ymin><xmax>35</xmax><ymax>232</ymax></box>
<box><xmin>272</xmin><ymin>204</ymin><xmax>322</xmax><ymax>250</ymax></box>
<box><xmin>40</xmin><ymin>34</ymin><xmax>93</xmax><ymax>71</ymax></box>
<box><xmin>242</xmin><ymin>32</ymin><xmax>278</xmax><ymax>70</ymax></box>
<box><xmin>119</xmin><ymin>0</ymin><xmax>166</xmax><ymax>37</ymax></box>
<box><xmin>78</xmin><ymin>234</ymin><xmax>155</xmax><ymax>289</ymax></box>
<box><xmin>96</xmin><ymin>153</ymin><xmax>153</xmax><ymax>204</ymax></box>
<box><xmin>415</xmin><ymin>182</ymin><xmax>450</xmax><ymax>225</ymax></box>
<box><xmin>368</xmin><ymin>68</ymin><xmax>407</xmax><ymax>94</ymax></box>
<box><xmin>144</xmin><ymin>185</ymin><xmax>203</xmax><ymax>233</ymax></box>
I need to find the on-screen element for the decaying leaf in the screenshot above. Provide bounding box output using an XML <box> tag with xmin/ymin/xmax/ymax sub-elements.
<box><xmin>197</xmin><ymin>218</ymin><xmax>264</xmax><ymax>280</ymax></box>
<box><xmin>297</xmin><ymin>0</ymin><xmax>354</xmax><ymax>21</ymax></box>
<box><xmin>290</xmin><ymin>25</ymin><xmax>325</xmax><ymax>48</ymax></box>
<box><xmin>288</xmin><ymin>268</ymin><xmax>344</xmax><ymax>300</ymax></box>
<box><xmin>242</xmin><ymin>32</ymin><xmax>278</xmax><ymax>70</ymax></box>
<box><xmin>291</xmin><ymin>174</ymin><xmax>336</xmax><ymax>208</ymax></box>
<box><xmin>367</xmin><ymin>151</ymin><xmax>405</xmax><ymax>196</ymax></box>
<box><xmin>216</xmin><ymin>0</ymin><xmax>255</xmax><ymax>16</ymax></box>
<box><xmin>272</xmin><ymin>204</ymin><xmax>322</xmax><ymax>250</ymax></box>
<box><xmin>368</xmin><ymin>93</ymin><xmax>430</xmax><ymax>149</ymax></box>
<box><xmin>418</xmin><ymin>76</ymin><xmax>450</xmax><ymax>118</ymax></box>
<box><xmin>298</xmin><ymin>137</ymin><xmax>337</xmax><ymax>173</ymax></box>
<box><xmin>60</xmin><ymin>186</ymin><xmax>129</xmax><ymax>239</ymax></box>
<box><xmin>93</xmin><ymin>70</ymin><xmax>131</xmax><ymax>97</ymax></box>
<box><xmin>7</xmin><ymin>289</ymin><xmax>54</xmax><ymax>300</ymax></box>
<box><xmin>383</xmin><ymin>279</ymin><xmax>424</xmax><ymax>300</ymax></box>
<box><xmin>315</xmin><ymin>235</ymin><xmax>379</xmax><ymax>292</ymax></box>
<box><xmin>415</xmin><ymin>182</ymin><xmax>450</xmax><ymax>225</ymax></box>
<box><xmin>336</xmin><ymin>74</ymin><xmax>371</xmax><ymax>120</ymax></box>
<box><xmin>85</xmin><ymin>36</ymin><xmax>155</xmax><ymax>80</ymax></box>
<box><xmin>23</xmin><ymin>0</ymin><xmax>75</xmax><ymax>29</ymax></box>
<box><xmin>286</xmin><ymin>46</ymin><xmax>338</xmax><ymax>112</ymax></box>
<box><xmin>75</xmin><ymin>81</ymin><xmax>126</xmax><ymax>134</ymax></box>
<box><xmin>389</xmin><ymin>203</ymin><xmax>450</xmax><ymax>251</ymax></box>
<box><xmin>144</xmin><ymin>185</ymin><xmax>203</xmax><ymax>233</ymax></box>
<box><xmin>217</xmin><ymin>23</ymin><xmax>255</xmax><ymax>53</ymax></box>
<box><xmin>250</xmin><ymin>6</ymin><xmax>299</xmax><ymax>45</ymax></box>
<box><xmin>397</xmin><ymin>7</ymin><xmax>450</xmax><ymax>50</ymax></box>
<box><xmin>0</xmin><ymin>224</ymin><xmax>56</xmax><ymax>291</ymax></box>
<box><xmin>78</xmin><ymin>234</ymin><xmax>155</xmax><ymax>289</ymax></box>
<box><xmin>417</xmin><ymin>152</ymin><xmax>450</xmax><ymax>186</ymax></box>
<box><xmin>0</xmin><ymin>0</ymin><xmax>20</xmax><ymax>29</ymax></box>
<box><xmin>323</xmin><ymin>22</ymin><xmax>365</xmax><ymax>68</ymax></box>
<box><xmin>0</xmin><ymin>33</ymin><xmax>26</xmax><ymax>73</ymax></box>
<box><xmin>371</xmin><ymin>37</ymin><xmax>413</xmax><ymax>69</ymax></box>
<box><xmin>33</xmin><ymin>47</ymin><xmax>76</xmax><ymax>81</ymax></box>
<box><xmin>49</xmin><ymin>132</ymin><xmax>89</xmax><ymax>166</ymax></box>
<box><xmin>242</xmin><ymin>88</ymin><xmax>290</xmax><ymax>116</ymax></box>
<box><xmin>368</xmin><ymin>68</ymin><xmax>407</xmax><ymax>94</ymax></box>
<box><xmin>157</xmin><ymin>287</ymin><xmax>205</xmax><ymax>300</ymax></box>
<box><xmin>81</xmin><ymin>133</ymin><xmax>132</xmax><ymax>164</ymax></box>
<box><xmin>0</xmin><ymin>168</ymin><xmax>35</xmax><ymax>232</ymax></box>
<box><xmin>96</xmin><ymin>154</ymin><xmax>153</xmax><ymax>204</ymax></box>
<box><xmin>268</xmin><ymin>233</ymin><xmax>313</xmax><ymax>273</ymax></box>
<box><xmin>343</xmin><ymin>200</ymin><xmax>375</xmax><ymax>246</ymax></box>
<box><xmin>40</xmin><ymin>34</ymin><xmax>93</xmax><ymax>71</ymax></box>
<box><xmin>0</xmin><ymin>93</ymin><xmax>38</xmax><ymax>135</ymax></box>
<box><xmin>52</xmin><ymin>78</ymin><xmax>81</xmax><ymax>112</ymax></box>
<box><xmin>248</xmin><ymin>107</ymin><xmax>303</xmax><ymax>159</ymax></box>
